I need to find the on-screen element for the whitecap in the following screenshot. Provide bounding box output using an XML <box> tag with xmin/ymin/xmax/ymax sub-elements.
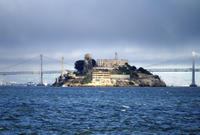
<box><xmin>122</xmin><ymin>105</ymin><xmax>130</xmax><ymax>109</ymax></box>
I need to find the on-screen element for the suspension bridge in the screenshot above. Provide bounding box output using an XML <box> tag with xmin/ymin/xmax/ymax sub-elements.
<box><xmin>0</xmin><ymin>52</ymin><xmax>199</xmax><ymax>86</ymax></box>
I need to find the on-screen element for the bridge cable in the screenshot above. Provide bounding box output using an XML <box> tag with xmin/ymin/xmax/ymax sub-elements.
<box><xmin>143</xmin><ymin>55</ymin><xmax>192</xmax><ymax>68</ymax></box>
<box><xmin>0</xmin><ymin>55</ymin><xmax>40</xmax><ymax>71</ymax></box>
<box><xmin>43</xmin><ymin>55</ymin><xmax>61</xmax><ymax>63</ymax></box>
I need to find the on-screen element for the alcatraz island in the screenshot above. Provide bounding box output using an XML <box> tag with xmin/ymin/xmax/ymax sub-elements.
<box><xmin>53</xmin><ymin>53</ymin><xmax>166</xmax><ymax>87</ymax></box>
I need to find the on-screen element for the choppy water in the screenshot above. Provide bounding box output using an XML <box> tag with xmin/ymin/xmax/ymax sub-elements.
<box><xmin>0</xmin><ymin>86</ymin><xmax>200</xmax><ymax>134</ymax></box>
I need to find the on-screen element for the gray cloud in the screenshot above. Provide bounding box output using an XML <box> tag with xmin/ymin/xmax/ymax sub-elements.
<box><xmin>0</xmin><ymin>0</ymin><xmax>200</xmax><ymax>70</ymax></box>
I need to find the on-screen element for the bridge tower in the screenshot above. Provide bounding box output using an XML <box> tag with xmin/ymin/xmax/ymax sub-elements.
<box><xmin>37</xmin><ymin>54</ymin><xmax>44</xmax><ymax>86</ymax></box>
<box><xmin>190</xmin><ymin>52</ymin><xmax>197</xmax><ymax>87</ymax></box>
<box><xmin>115</xmin><ymin>52</ymin><xmax>118</xmax><ymax>60</ymax></box>
<box><xmin>62</xmin><ymin>57</ymin><xmax>64</xmax><ymax>78</ymax></box>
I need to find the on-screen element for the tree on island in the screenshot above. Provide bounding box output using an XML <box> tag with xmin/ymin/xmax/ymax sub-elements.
<box><xmin>137</xmin><ymin>67</ymin><xmax>152</xmax><ymax>75</ymax></box>
<box><xmin>74</xmin><ymin>54</ymin><xmax>97</xmax><ymax>75</ymax></box>
<box><xmin>117</xmin><ymin>63</ymin><xmax>152</xmax><ymax>78</ymax></box>
<box><xmin>75</xmin><ymin>60</ymin><xmax>85</xmax><ymax>74</ymax></box>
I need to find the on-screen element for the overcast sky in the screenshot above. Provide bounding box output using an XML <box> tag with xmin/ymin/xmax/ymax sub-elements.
<box><xmin>0</xmin><ymin>0</ymin><xmax>200</xmax><ymax>71</ymax></box>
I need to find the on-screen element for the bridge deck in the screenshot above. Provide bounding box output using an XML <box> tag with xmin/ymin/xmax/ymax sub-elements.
<box><xmin>0</xmin><ymin>68</ymin><xmax>200</xmax><ymax>75</ymax></box>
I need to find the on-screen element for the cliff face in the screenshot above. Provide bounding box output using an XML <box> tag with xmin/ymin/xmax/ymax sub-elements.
<box><xmin>52</xmin><ymin>64</ymin><xmax>166</xmax><ymax>87</ymax></box>
<box><xmin>132</xmin><ymin>73</ymin><xmax>166</xmax><ymax>87</ymax></box>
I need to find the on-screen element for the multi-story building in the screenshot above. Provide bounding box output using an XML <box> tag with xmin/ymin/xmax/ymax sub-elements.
<box><xmin>90</xmin><ymin>53</ymin><xmax>129</xmax><ymax>86</ymax></box>
<box><xmin>110</xmin><ymin>74</ymin><xmax>130</xmax><ymax>80</ymax></box>
<box><xmin>97</xmin><ymin>53</ymin><xmax>128</xmax><ymax>68</ymax></box>
<box><xmin>97</xmin><ymin>59</ymin><xmax>128</xmax><ymax>68</ymax></box>
<box><xmin>92</xmin><ymin>69</ymin><xmax>111</xmax><ymax>85</ymax></box>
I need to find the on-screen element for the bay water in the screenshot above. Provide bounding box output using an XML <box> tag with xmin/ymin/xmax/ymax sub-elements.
<box><xmin>0</xmin><ymin>86</ymin><xmax>199</xmax><ymax>134</ymax></box>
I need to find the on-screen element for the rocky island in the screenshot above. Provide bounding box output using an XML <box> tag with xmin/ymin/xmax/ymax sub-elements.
<box><xmin>53</xmin><ymin>53</ymin><xmax>166</xmax><ymax>87</ymax></box>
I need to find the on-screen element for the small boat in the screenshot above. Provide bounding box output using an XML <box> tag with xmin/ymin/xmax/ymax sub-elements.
<box><xmin>27</xmin><ymin>82</ymin><xmax>36</xmax><ymax>86</ymax></box>
<box><xmin>37</xmin><ymin>83</ymin><xmax>45</xmax><ymax>86</ymax></box>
